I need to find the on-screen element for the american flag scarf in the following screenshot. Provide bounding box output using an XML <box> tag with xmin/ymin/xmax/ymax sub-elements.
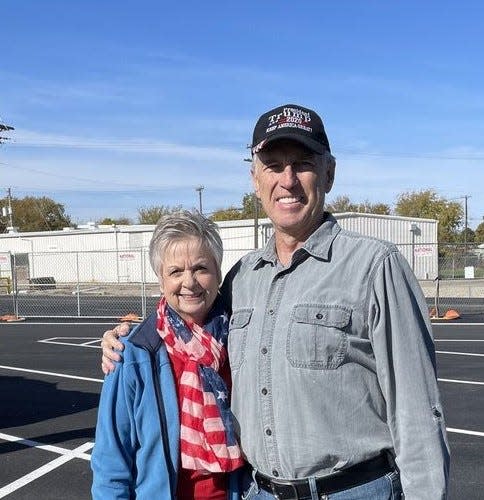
<box><xmin>156</xmin><ymin>296</ymin><xmax>244</xmax><ymax>473</ymax></box>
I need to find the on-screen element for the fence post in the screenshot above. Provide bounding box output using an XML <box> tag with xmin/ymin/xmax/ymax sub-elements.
<box><xmin>10</xmin><ymin>252</ymin><xmax>19</xmax><ymax>317</ymax></box>
<box><xmin>76</xmin><ymin>251</ymin><xmax>81</xmax><ymax>317</ymax></box>
<box><xmin>141</xmin><ymin>249</ymin><xmax>147</xmax><ymax>318</ymax></box>
<box><xmin>434</xmin><ymin>276</ymin><xmax>440</xmax><ymax>318</ymax></box>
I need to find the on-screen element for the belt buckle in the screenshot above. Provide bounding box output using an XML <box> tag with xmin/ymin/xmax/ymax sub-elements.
<box><xmin>270</xmin><ymin>480</ymin><xmax>299</xmax><ymax>500</ymax></box>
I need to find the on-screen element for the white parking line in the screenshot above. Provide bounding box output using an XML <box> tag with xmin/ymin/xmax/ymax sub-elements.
<box><xmin>436</xmin><ymin>351</ymin><xmax>484</xmax><ymax>357</ymax></box>
<box><xmin>38</xmin><ymin>337</ymin><xmax>101</xmax><ymax>349</ymax></box>
<box><xmin>2</xmin><ymin>322</ymin><xmax>117</xmax><ymax>326</ymax></box>
<box><xmin>438</xmin><ymin>378</ymin><xmax>484</xmax><ymax>386</ymax></box>
<box><xmin>81</xmin><ymin>339</ymin><xmax>102</xmax><ymax>346</ymax></box>
<box><xmin>0</xmin><ymin>442</ymin><xmax>94</xmax><ymax>498</ymax></box>
<box><xmin>0</xmin><ymin>432</ymin><xmax>92</xmax><ymax>460</ymax></box>
<box><xmin>447</xmin><ymin>428</ymin><xmax>484</xmax><ymax>438</ymax></box>
<box><xmin>0</xmin><ymin>365</ymin><xmax>103</xmax><ymax>383</ymax></box>
<box><xmin>432</xmin><ymin>322</ymin><xmax>484</xmax><ymax>326</ymax></box>
<box><xmin>435</xmin><ymin>339</ymin><xmax>484</xmax><ymax>342</ymax></box>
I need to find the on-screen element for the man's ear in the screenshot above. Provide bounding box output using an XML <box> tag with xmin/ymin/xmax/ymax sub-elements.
<box><xmin>325</xmin><ymin>157</ymin><xmax>336</xmax><ymax>194</ymax></box>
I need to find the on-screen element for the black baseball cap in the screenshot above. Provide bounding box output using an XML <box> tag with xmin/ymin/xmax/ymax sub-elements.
<box><xmin>251</xmin><ymin>104</ymin><xmax>331</xmax><ymax>155</ymax></box>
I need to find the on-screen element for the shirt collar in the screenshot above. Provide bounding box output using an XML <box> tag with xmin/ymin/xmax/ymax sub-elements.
<box><xmin>255</xmin><ymin>212</ymin><xmax>341</xmax><ymax>268</ymax></box>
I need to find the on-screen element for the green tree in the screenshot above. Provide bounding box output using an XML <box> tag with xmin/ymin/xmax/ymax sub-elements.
<box><xmin>358</xmin><ymin>201</ymin><xmax>391</xmax><ymax>215</ymax></box>
<box><xmin>241</xmin><ymin>193</ymin><xmax>267</xmax><ymax>218</ymax></box>
<box><xmin>326</xmin><ymin>195</ymin><xmax>358</xmax><ymax>213</ymax></box>
<box><xmin>457</xmin><ymin>227</ymin><xmax>475</xmax><ymax>244</ymax></box>
<box><xmin>210</xmin><ymin>207</ymin><xmax>244</xmax><ymax>221</ymax></box>
<box><xmin>326</xmin><ymin>195</ymin><xmax>391</xmax><ymax>215</ymax></box>
<box><xmin>394</xmin><ymin>189</ymin><xmax>463</xmax><ymax>242</ymax></box>
<box><xmin>475</xmin><ymin>222</ymin><xmax>484</xmax><ymax>244</ymax></box>
<box><xmin>0</xmin><ymin>196</ymin><xmax>71</xmax><ymax>232</ymax></box>
<box><xmin>97</xmin><ymin>217</ymin><xmax>132</xmax><ymax>225</ymax></box>
<box><xmin>211</xmin><ymin>193</ymin><xmax>267</xmax><ymax>221</ymax></box>
<box><xmin>137</xmin><ymin>205</ymin><xmax>182</xmax><ymax>224</ymax></box>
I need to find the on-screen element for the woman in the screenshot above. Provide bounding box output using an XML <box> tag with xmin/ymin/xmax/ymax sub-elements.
<box><xmin>91</xmin><ymin>211</ymin><xmax>244</xmax><ymax>499</ymax></box>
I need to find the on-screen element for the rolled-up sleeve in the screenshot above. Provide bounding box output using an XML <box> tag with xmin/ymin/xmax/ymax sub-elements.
<box><xmin>91</xmin><ymin>357</ymin><xmax>137</xmax><ymax>499</ymax></box>
<box><xmin>368</xmin><ymin>250</ymin><xmax>450</xmax><ymax>499</ymax></box>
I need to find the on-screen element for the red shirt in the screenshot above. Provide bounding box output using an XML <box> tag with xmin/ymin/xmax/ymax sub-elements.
<box><xmin>168</xmin><ymin>352</ymin><xmax>232</xmax><ymax>500</ymax></box>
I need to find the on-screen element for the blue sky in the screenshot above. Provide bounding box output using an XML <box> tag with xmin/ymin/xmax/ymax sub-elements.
<box><xmin>1</xmin><ymin>1</ymin><xmax>483</xmax><ymax>228</ymax></box>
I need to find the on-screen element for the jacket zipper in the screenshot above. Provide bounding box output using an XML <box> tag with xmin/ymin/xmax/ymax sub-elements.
<box><xmin>148</xmin><ymin>349</ymin><xmax>177</xmax><ymax>498</ymax></box>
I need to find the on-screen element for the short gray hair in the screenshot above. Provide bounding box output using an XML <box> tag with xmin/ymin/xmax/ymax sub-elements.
<box><xmin>252</xmin><ymin>147</ymin><xmax>335</xmax><ymax>171</ymax></box>
<box><xmin>149</xmin><ymin>210</ymin><xmax>223</xmax><ymax>282</ymax></box>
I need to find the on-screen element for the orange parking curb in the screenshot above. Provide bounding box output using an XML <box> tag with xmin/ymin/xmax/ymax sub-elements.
<box><xmin>0</xmin><ymin>314</ymin><xmax>26</xmax><ymax>322</ymax></box>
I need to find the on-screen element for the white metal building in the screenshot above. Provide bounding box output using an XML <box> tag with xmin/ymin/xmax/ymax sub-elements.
<box><xmin>0</xmin><ymin>213</ymin><xmax>438</xmax><ymax>284</ymax></box>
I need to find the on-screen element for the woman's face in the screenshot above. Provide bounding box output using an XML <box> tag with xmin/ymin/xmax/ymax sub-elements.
<box><xmin>159</xmin><ymin>237</ymin><xmax>220</xmax><ymax>326</ymax></box>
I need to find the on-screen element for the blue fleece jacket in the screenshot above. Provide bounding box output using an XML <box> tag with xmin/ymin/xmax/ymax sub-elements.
<box><xmin>91</xmin><ymin>313</ymin><xmax>242</xmax><ymax>499</ymax></box>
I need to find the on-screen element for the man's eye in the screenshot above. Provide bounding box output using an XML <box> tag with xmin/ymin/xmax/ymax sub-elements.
<box><xmin>266</xmin><ymin>164</ymin><xmax>282</xmax><ymax>172</ymax></box>
<box><xmin>296</xmin><ymin>161</ymin><xmax>315</xmax><ymax>170</ymax></box>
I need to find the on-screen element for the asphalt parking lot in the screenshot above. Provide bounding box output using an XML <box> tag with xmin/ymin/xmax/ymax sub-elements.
<box><xmin>0</xmin><ymin>319</ymin><xmax>483</xmax><ymax>499</ymax></box>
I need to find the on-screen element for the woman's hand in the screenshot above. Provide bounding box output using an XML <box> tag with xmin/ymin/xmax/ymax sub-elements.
<box><xmin>101</xmin><ymin>323</ymin><xmax>131</xmax><ymax>374</ymax></box>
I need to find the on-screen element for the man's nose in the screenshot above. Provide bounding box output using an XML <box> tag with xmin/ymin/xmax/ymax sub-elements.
<box><xmin>280</xmin><ymin>165</ymin><xmax>298</xmax><ymax>188</ymax></box>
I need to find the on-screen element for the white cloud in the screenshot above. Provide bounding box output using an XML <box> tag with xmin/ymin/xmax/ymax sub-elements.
<box><xmin>11</xmin><ymin>128</ymin><xmax>243</xmax><ymax>161</ymax></box>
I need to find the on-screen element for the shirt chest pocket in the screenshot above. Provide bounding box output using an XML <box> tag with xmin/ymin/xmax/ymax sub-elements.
<box><xmin>286</xmin><ymin>304</ymin><xmax>351</xmax><ymax>369</ymax></box>
<box><xmin>228</xmin><ymin>308</ymin><xmax>253</xmax><ymax>370</ymax></box>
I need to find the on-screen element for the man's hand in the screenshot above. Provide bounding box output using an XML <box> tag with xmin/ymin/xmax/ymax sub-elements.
<box><xmin>101</xmin><ymin>322</ymin><xmax>131</xmax><ymax>374</ymax></box>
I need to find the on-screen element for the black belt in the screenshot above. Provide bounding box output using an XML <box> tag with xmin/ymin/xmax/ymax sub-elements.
<box><xmin>254</xmin><ymin>453</ymin><xmax>394</xmax><ymax>500</ymax></box>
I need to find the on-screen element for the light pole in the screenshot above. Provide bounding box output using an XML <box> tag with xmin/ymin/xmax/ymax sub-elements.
<box><xmin>451</xmin><ymin>195</ymin><xmax>471</xmax><ymax>267</ymax></box>
<box><xmin>195</xmin><ymin>185</ymin><xmax>204</xmax><ymax>214</ymax></box>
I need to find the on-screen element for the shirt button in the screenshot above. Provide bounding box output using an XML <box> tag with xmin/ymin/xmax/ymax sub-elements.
<box><xmin>268</xmin><ymin>309</ymin><xmax>274</xmax><ymax>315</ymax></box>
<box><xmin>261</xmin><ymin>387</ymin><xmax>268</xmax><ymax>395</ymax></box>
<box><xmin>316</xmin><ymin>313</ymin><xmax>323</xmax><ymax>319</ymax></box>
<box><xmin>265</xmin><ymin>428</ymin><xmax>272</xmax><ymax>436</ymax></box>
<box><xmin>272</xmin><ymin>470</ymin><xmax>279</xmax><ymax>477</ymax></box>
<box><xmin>261</xmin><ymin>347</ymin><xmax>268</xmax><ymax>355</ymax></box>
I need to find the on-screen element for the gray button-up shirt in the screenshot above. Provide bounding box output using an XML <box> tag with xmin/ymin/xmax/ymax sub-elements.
<box><xmin>222</xmin><ymin>214</ymin><xmax>449</xmax><ymax>499</ymax></box>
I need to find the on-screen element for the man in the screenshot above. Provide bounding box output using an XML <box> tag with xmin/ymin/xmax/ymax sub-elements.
<box><xmin>102</xmin><ymin>104</ymin><xmax>449</xmax><ymax>499</ymax></box>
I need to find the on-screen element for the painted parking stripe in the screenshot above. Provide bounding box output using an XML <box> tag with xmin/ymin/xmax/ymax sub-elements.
<box><xmin>2</xmin><ymin>322</ymin><xmax>118</xmax><ymax>326</ymax></box>
<box><xmin>438</xmin><ymin>378</ymin><xmax>484</xmax><ymax>386</ymax></box>
<box><xmin>435</xmin><ymin>351</ymin><xmax>484</xmax><ymax>357</ymax></box>
<box><xmin>431</xmin><ymin>322</ymin><xmax>484</xmax><ymax>326</ymax></box>
<box><xmin>39</xmin><ymin>337</ymin><xmax>100</xmax><ymax>341</ymax></box>
<box><xmin>38</xmin><ymin>337</ymin><xmax>101</xmax><ymax>349</ymax></box>
<box><xmin>81</xmin><ymin>339</ymin><xmax>102</xmax><ymax>346</ymax></box>
<box><xmin>0</xmin><ymin>364</ymin><xmax>103</xmax><ymax>383</ymax></box>
<box><xmin>0</xmin><ymin>442</ymin><xmax>94</xmax><ymax>498</ymax></box>
<box><xmin>435</xmin><ymin>339</ymin><xmax>484</xmax><ymax>342</ymax></box>
<box><xmin>0</xmin><ymin>432</ymin><xmax>92</xmax><ymax>460</ymax></box>
<box><xmin>447</xmin><ymin>428</ymin><xmax>484</xmax><ymax>438</ymax></box>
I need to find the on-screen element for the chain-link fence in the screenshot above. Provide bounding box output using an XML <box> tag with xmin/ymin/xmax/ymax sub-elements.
<box><xmin>0</xmin><ymin>242</ymin><xmax>483</xmax><ymax>319</ymax></box>
<box><xmin>393</xmin><ymin>242</ymin><xmax>484</xmax><ymax>316</ymax></box>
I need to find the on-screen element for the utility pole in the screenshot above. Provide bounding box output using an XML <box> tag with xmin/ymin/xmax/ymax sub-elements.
<box><xmin>5</xmin><ymin>188</ymin><xmax>14</xmax><ymax>228</ymax></box>
<box><xmin>195</xmin><ymin>185</ymin><xmax>204</xmax><ymax>214</ymax></box>
<box><xmin>1</xmin><ymin>121</ymin><xmax>15</xmax><ymax>231</ymax></box>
